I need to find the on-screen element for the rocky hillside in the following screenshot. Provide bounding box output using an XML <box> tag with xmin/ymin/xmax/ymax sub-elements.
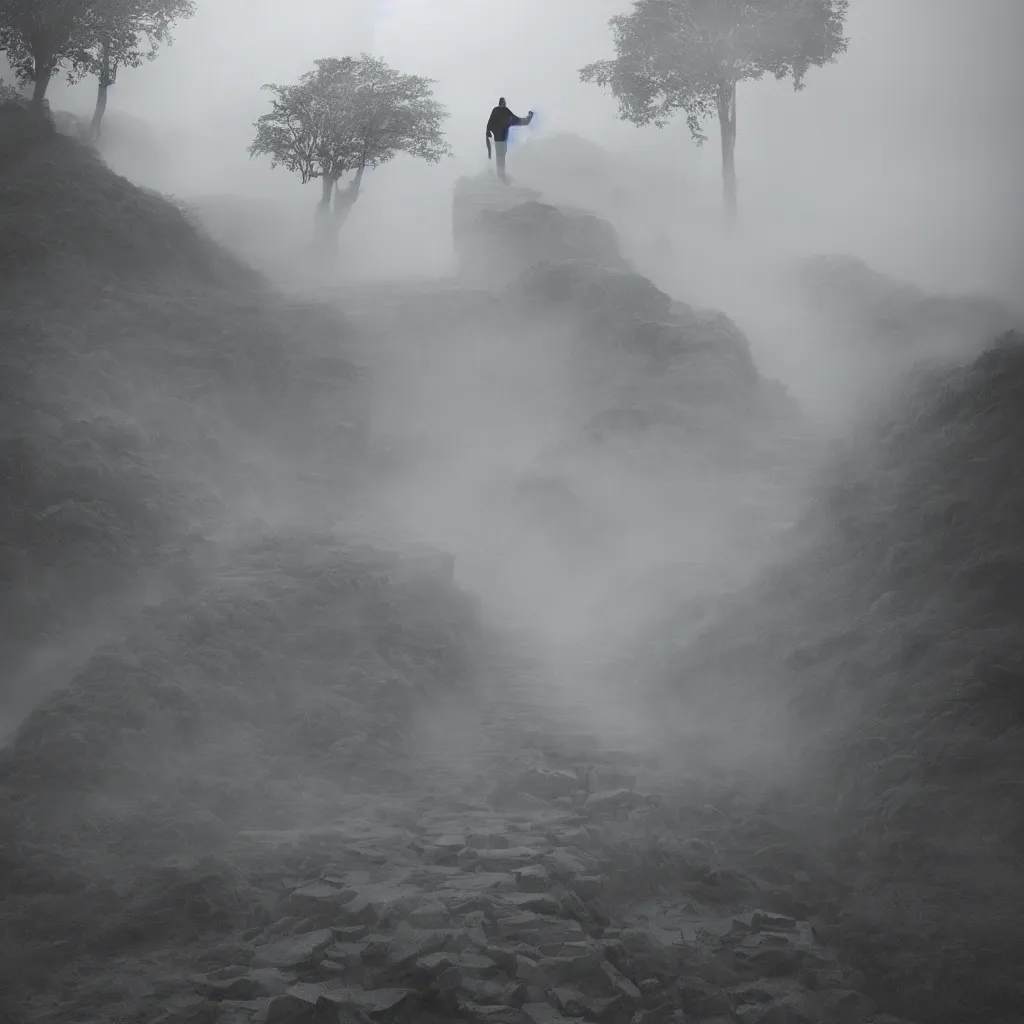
<box><xmin>450</xmin><ymin>174</ymin><xmax>802</xmax><ymax>459</ymax></box>
<box><xmin>0</xmin><ymin>102</ymin><xmax>369</xmax><ymax>722</ymax></box>
<box><xmin>783</xmin><ymin>253</ymin><xmax>1021</xmax><ymax>420</ymax></box>
<box><xmin>0</xmin><ymin>99</ymin><xmax>499</xmax><ymax>1019</ymax></box>
<box><xmin>443</xmin><ymin>175</ymin><xmax>813</xmax><ymax>639</ymax></box>
<box><xmin>651</xmin><ymin>330</ymin><xmax>1024</xmax><ymax>1022</ymax></box>
<box><xmin>794</xmin><ymin>254</ymin><xmax>1018</xmax><ymax>357</ymax></box>
<box><xmin>7</xmin><ymin>99</ymin><xmax>997</xmax><ymax>1024</ymax></box>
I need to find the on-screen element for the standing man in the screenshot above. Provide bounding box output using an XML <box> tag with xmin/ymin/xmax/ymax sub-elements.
<box><xmin>486</xmin><ymin>97</ymin><xmax>534</xmax><ymax>183</ymax></box>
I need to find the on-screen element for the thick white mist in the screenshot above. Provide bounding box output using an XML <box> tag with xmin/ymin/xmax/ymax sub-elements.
<box><xmin>18</xmin><ymin>0</ymin><xmax>1017</xmax><ymax>299</ymax></box>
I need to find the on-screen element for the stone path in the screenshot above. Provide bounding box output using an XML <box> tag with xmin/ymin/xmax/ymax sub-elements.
<box><xmin>22</xmin><ymin>640</ymin><xmax>915</xmax><ymax>1024</ymax></box>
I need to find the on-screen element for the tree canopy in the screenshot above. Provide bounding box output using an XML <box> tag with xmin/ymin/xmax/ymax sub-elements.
<box><xmin>250</xmin><ymin>54</ymin><xmax>451</xmax><ymax>188</ymax></box>
<box><xmin>0</xmin><ymin>0</ymin><xmax>192</xmax><ymax>114</ymax></box>
<box><xmin>580</xmin><ymin>0</ymin><xmax>849</xmax><ymax>217</ymax></box>
<box><xmin>79</xmin><ymin>0</ymin><xmax>195</xmax><ymax>136</ymax></box>
<box><xmin>80</xmin><ymin>0</ymin><xmax>194</xmax><ymax>86</ymax></box>
<box><xmin>0</xmin><ymin>0</ymin><xmax>92</xmax><ymax>105</ymax></box>
<box><xmin>249</xmin><ymin>54</ymin><xmax>451</xmax><ymax>257</ymax></box>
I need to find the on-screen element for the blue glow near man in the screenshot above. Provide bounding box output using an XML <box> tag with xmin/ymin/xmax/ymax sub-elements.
<box><xmin>486</xmin><ymin>97</ymin><xmax>534</xmax><ymax>184</ymax></box>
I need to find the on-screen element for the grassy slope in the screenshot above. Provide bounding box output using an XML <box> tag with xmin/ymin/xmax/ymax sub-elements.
<box><xmin>664</xmin><ymin>331</ymin><xmax>1024</xmax><ymax>1021</ymax></box>
<box><xmin>0</xmin><ymin>104</ymin><xmax>484</xmax><ymax>1009</ymax></box>
<box><xmin>0</xmin><ymin>102</ymin><xmax>364</xmax><ymax>703</ymax></box>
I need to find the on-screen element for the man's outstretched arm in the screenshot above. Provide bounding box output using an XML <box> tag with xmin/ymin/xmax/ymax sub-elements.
<box><xmin>512</xmin><ymin>110</ymin><xmax>534</xmax><ymax>126</ymax></box>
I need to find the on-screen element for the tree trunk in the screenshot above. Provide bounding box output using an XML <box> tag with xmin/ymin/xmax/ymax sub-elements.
<box><xmin>332</xmin><ymin>164</ymin><xmax>365</xmax><ymax>232</ymax></box>
<box><xmin>318</xmin><ymin>174</ymin><xmax>335</xmax><ymax>213</ymax></box>
<box><xmin>31</xmin><ymin>66</ymin><xmax>52</xmax><ymax>109</ymax></box>
<box><xmin>717</xmin><ymin>81</ymin><xmax>738</xmax><ymax>223</ymax></box>
<box><xmin>313</xmin><ymin>175</ymin><xmax>339</xmax><ymax>261</ymax></box>
<box><xmin>90</xmin><ymin>43</ymin><xmax>113</xmax><ymax>141</ymax></box>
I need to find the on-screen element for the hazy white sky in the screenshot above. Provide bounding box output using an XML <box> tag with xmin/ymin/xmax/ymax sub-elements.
<box><xmin>28</xmin><ymin>0</ymin><xmax>1024</xmax><ymax>293</ymax></box>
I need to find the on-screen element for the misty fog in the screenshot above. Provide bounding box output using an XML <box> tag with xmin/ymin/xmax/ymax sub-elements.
<box><xmin>33</xmin><ymin>0</ymin><xmax>1022</xmax><ymax>430</ymax></box>
<box><xmin>36</xmin><ymin>0</ymin><xmax>1024</xmax><ymax>298</ymax></box>
<box><xmin>3</xmin><ymin>0</ymin><xmax>1023</xmax><ymax>1021</ymax></box>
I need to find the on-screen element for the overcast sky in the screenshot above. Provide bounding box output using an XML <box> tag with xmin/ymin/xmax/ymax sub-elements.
<box><xmin>28</xmin><ymin>0</ymin><xmax>1024</xmax><ymax>294</ymax></box>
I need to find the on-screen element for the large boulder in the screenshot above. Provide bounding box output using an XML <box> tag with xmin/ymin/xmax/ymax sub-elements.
<box><xmin>452</xmin><ymin>175</ymin><xmax>629</xmax><ymax>284</ymax></box>
<box><xmin>509</xmin><ymin>258</ymin><xmax>790</xmax><ymax>465</ymax></box>
<box><xmin>447</xmin><ymin>176</ymin><xmax>807</xmax><ymax>473</ymax></box>
<box><xmin>447</xmin><ymin>170</ymin><xmax>805</xmax><ymax>471</ymax></box>
<box><xmin>515</xmin><ymin>257</ymin><xmax>671</xmax><ymax>321</ymax></box>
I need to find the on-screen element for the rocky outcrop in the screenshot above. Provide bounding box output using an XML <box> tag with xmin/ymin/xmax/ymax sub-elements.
<box><xmin>512</xmin><ymin>257</ymin><xmax>798</xmax><ymax>472</ymax></box>
<box><xmin>445</xmin><ymin>174</ymin><xmax>808</xmax><ymax>612</ymax></box>
<box><xmin>453</xmin><ymin>175</ymin><xmax>629</xmax><ymax>285</ymax></box>
<box><xmin>451</xmin><ymin>176</ymin><xmax>801</xmax><ymax>466</ymax></box>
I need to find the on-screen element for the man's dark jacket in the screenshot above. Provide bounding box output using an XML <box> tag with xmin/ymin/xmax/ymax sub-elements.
<box><xmin>486</xmin><ymin>105</ymin><xmax>530</xmax><ymax>142</ymax></box>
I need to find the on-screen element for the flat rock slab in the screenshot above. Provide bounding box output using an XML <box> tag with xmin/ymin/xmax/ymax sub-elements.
<box><xmin>495</xmin><ymin>913</ymin><xmax>585</xmax><ymax>945</ymax></box>
<box><xmin>499</xmin><ymin>891</ymin><xmax>562</xmax><ymax>915</ymax></box>
<box><xmin>522</xmin><ymin>1003</ymin><xmax>576</xmax><ymax>1024</ymax></box>
<box><xmin>583</xmin><ymin>789</ymin><xmax>647</xmax><ymax>815</ymax></box>
<box><xmin>734</xmin><ymin>1005</ymin><xmax>818</xmax><ymax>1024</ymax></box>
<box><xmin>282</xmin><ymin>883</ymin><xmax>358</xmax><ymax>915</ymax></box>
<box><xmin>276</xmin><ymin>984</ymin><xmax>417</xmax><ymax>1022</ymax></box>
<box><xmin>328</xmin><ymin>987</ymin><xmax>417</xmax><ymax>1020</ymax></box>
<box><xmin>198</xmin><ymin>967</ymin><xmax>289</xmax><ymax>1001</ymax></box>
<box><xmin>441</xmin><ymin>871</ymin><xmax>517</xmax><ymax>893</ymax></box>
<box><xmin>418</xmin><ymin>950</ymin><xmax>501</xmax><ymax>978</ymax></box>
<box><xmin>587</xmin><ymin>768</ymin><xmax>637</xmax><ymax>792</ymax></box>
<box><xmin>431</xmin><ymin>833</ymin><xmax>467</xmax><ymax>848</ymax></box>
<box><xmin>514</xmin><ymin>865</ymin><xmax>552</xmax><ymax>892</ymax></box>
<box><xmin>252</xmin><ymin>929</ymin><xmax>334</xmax><ymax>969</ymax></box>
<box><xmin>462</xmin><ymin>1004</ymin><xmax>534</xmax><ymax>1024</ymax></box>
<box><xmin>461</xmin><ymin>847</ymin><xmax>546</xmax><ymax>871</ymax></box>
<box><xmin>333</xmin><ymin>885</ymin><xmax>422</xmax><ymax>927</ymax></box>
<box><xmin>515</xmin><ymin>767</ymin><xmax>580</xmax><ymax>802</ymax></box>
<box><xmin>544</xmin><ymin>848</ymin><xmax>589</xmax><ymax>880</ymax></box>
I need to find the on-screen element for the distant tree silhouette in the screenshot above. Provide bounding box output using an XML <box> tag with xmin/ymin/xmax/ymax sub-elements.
<box><xmin>78</xmin><ymin>0</ymin><xmax>195</xmax><ymax>140</ymax></box>
<box><xmin>249</xmin><ymin>54</ymin><xmax>451</xmax><ymax>260</ymax></box>
<box><xmin>580</xmin><ymin>0</ymin><xmax>849</xmax><ymax>221</ymax></box>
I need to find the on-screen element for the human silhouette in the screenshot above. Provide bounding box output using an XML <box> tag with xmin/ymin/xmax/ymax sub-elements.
<box><xmin>486</xmin><ymin>97</ymin><xmax>534</xmax><ymax>183</ymax></box>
